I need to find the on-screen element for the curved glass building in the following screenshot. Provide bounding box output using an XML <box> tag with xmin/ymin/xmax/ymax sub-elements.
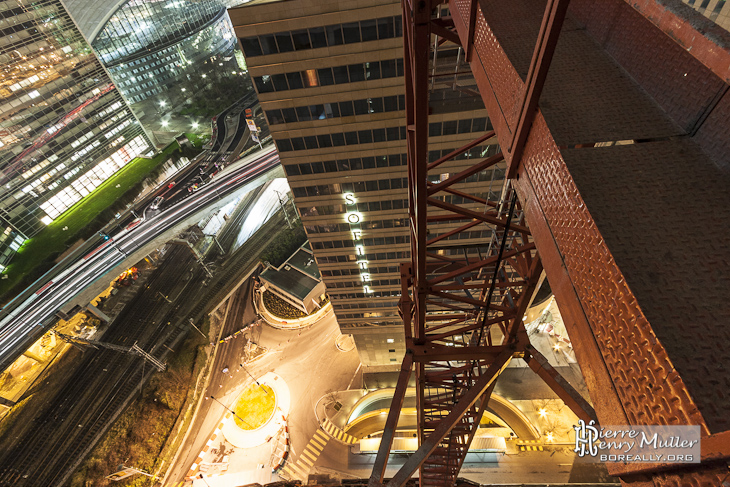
<box><xmin>0</xmin><ymin>0</ymin><xmax>152</xmax><ymax>269</ymax></box>
<box><xmin>85</xmin><ymin>0</ymin><xmax>247</xmax><ymax>142</ymax></box>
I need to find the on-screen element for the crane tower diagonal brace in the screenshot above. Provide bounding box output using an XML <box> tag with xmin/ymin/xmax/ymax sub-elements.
<box><xmin>368</xmin><ymin>1</ymin><xmax>597</xmax><ymax>486</ymax></box>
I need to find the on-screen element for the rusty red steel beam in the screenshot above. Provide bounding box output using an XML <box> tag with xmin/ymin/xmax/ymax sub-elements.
<box><xmin>369</xmin><ymin>352</ymin><xmax>414</xmax><ymax>487</ymax></box>
<box><xmin>426</xmin><ymin>220</ymin><xmax>482</xmax><ymax>245</ymax></box>
<box><xmin>429</xmin><ymin>289</ymin><xmax>515</xmax><ymax>312</ymax></box>
<box><xmin>455</xmin><ymin>380</ymin><xmax>498</xmax><ymax>475</ymax></box>
<box><xmin>424</xmin><ymin>252</ymin><xmax>462</xmax><ymax>264</ymax></box>
<box><xmin>431</xmin><ymin>281</ymin><xmax>527</xmax><ymax>291</ymax></box>
<box><xmin>426</xmin><ymin>198</ymin><xmax>531</xmax><ymax>233</ymax></box>
<box><xmin>427</xmin><ymin>131</ymin><xmax>495</xmax><ymax>171</ymax></box>
<box><xmin>701</xmin><ymin>430</ymin><xmax>730</xmax><ymax>462</ymax></box>
<box><xmin>427</xmin><ymin>152</ymin><xmax>504</xmax><ymax>195</ymax></box>
<box><xmin>502</xmin><ymin>255</ymin><xmax>543</xmax><ymax>341</ymax></box>
<box><xmin>423</xmin><ymin>317</ymin><xmax>470</xmax><ymax>333</ymax></box>
<box><xmin>426</xmin><ymin>183</ymin><xmax>494</xmax><ymax>206</ymax></box>
<box><xmin>415</xmin><ymin>359</ymin><xmax>426</xmax><ymax>469</ymax></box>
<box><xmin>424</xmin><ymin>314</ymin><xmax>470</xmax><ymax>321</ymax></box>
<box><xmin>464</xmin><ymin>0</ymin><xmax>479</xmax><ymax>62</ymax></box>
<box><xmin>385</xmin><ymin>350</ymin><xmax>513</xmax><ymax>487</ymax></box>
<box><xmin>430</xmin><ymin>17</ymin><xmax>460</xmax><ymax>45</ymax></box>
<box><xmin>409</xmin><ymin>342</ymin><xmax>508</xmax><ymax>361</ymax></box>
<box><xmin>425</xmin><ymin>317</ymin><xmax>516</xmax><ymax>342</ymax></box>
<box><xmin>429</xmin><ymin>243</ymin><xmax>536</xmax><ymax>286</ymax></box>
<box><xmin>525</xmin><ymin>349</ymin><xmax>597</xmax><ymax>423</ymax></box>
<box><xmin>404</xmin><ymin>0</ymin><xmax>431</xmax><ymax>342</ymax></box>
<box><xmin>424</xmin><ymin>301</ymin><xmax>474</xmax><ymax>314</ymax></box>
<box><xmin>423</xmin><ymin>363</ymin><xmax>476</xmax><ymax>377</ymax></box>
<box><xmin>506</xmin><ymin>0</ymin><xmax>571</xmax><ymax>178</ymax></box>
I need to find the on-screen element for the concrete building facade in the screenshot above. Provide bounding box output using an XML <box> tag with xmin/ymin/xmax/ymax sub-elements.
<box><xmin>229</xmin><ymin>0</ymin><xmax>502</xmax><ymax>368</ymax></box>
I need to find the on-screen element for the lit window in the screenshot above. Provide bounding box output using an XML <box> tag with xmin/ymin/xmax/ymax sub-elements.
<box><xmin>386</xmin><ymin>338</ymin><xmax>394</xmax><ymax>343</ymax></box>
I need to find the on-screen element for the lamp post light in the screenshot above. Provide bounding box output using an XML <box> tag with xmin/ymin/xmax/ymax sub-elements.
<box><xmin>208</xmin><ymin>395</ymin><xmax>253</xmax><ymax>429</ymax></box>
<box><xmin>273</xmin><ymin>189</ymin><xmax>292</xmax><ymax>229</ymax></box>
<box><xmin>240</xmin><ymin>363</ymin><xmax>268</xmax><ymax>395</ymax></box>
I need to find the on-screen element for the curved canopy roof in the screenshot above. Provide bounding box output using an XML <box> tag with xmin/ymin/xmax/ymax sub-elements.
<box><xmin>60</xmin><ymin>0</ymin><xmax>130</xmax><ymax>42</ymax></box>
<box><xmin>61</xmin><ymin>0</ymin><xmax>237</xmax><ymax>43</ymax></box>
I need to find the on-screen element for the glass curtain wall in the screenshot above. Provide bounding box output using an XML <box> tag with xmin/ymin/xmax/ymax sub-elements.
<box><xmin>92</xmin><ymin>0</ymin><xmax>248</xmax><ymax>141</ymax></box>
<box><xmin>0</xmin><ymin>0</ymin><xmax>151</xmax><ymax>268</ymax></box>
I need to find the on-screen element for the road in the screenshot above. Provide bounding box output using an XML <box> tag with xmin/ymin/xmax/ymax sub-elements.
<box><xmin>0</xmin><ymin>147</ymin><xmax>279</xmax><ymax>371</ymax></box>
<box><xmin>165</xmin><ymin>287</ymin><xmax>362</xmax><ymax>486</ymax></box>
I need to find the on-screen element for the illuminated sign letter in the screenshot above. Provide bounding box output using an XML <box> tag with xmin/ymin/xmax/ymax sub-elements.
<box><xmin>347</xmin><ymin>213</ymin><xmax>360</xmax><ymax>224</ymax></box>
<box><xmin>357</xmin><ymin>260</ymin><xmax>368</xmax><ymax>269</ymax></box>
<box><xmin>344</xmin><ymin>193</ymin><xmax>356</xmax><ymax>205</ymax></box>
<box><xmin>356</xmin><ymin>245</ymin><xmax>364</xmax><ymax>256</ymax></box>
<box><xmin>352</xmin><ymin>230</ymin><xmax>361</xmax><ymax>240</ymax></box>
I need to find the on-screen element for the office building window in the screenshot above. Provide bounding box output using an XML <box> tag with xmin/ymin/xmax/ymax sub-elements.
<box><xmin>277</xmin><ymin>117</ymin><xmax>489</xmax><ymax>152</ymax></box>
<box><xmin>266</xmin><ymin>95</ymin><xmax>405</xmax><ymax>124</ymax></box>
<box><xmin>240</xmin><ymin>16</ymin><xmax>402</xmax><ymax>58</ymax></box>
<box><xmin>254</xmin><ymin>59</ymin><xmax>404</xmax><ymax>93</ymax></box>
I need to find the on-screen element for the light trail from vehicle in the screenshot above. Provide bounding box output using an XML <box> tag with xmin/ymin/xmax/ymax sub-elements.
<box><xmin>0</xmin><ymin>148</ymin><xmax>279</xmax><ymax>368</ymax></box>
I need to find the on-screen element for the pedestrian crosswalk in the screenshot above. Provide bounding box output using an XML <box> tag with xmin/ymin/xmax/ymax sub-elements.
<box><xmin>518</xmin><ymin>439</ymin><xmax>544</xmax><ymax>451</ymax></box>
<box><xmin>282</xmin><ymin>429</ymin><xmax>329</xmax><ymax>479</ymax></box>
<box><xmin>322</xmin><ymin>418</ymin><xmax>358</xmax><ymax>444</ymax></box>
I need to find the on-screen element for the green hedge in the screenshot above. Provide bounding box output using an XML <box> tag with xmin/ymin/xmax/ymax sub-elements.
<box><xmin>0</xmin><ymin>141</ymin><xmax>193</xmax><ymax>305</ymax></box>
<box><xmin>259</xmin><ymin>222</ymin><xmax>306</xmax><ymax>268</ymax></box>
<box><xmin>263</xmin><ymin>290</ymin><xmax>306</xmax><ymax>319</ymax></box>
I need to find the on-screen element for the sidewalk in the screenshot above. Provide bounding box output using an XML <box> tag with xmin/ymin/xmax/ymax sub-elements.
<box><xmin>253</xmin><ymin>287</ymin><xmax>332</xmax><ymax>330</ymax></box>
<box><xmin>186</xmin><ymin>372</ymin><xmax>291</xmax><ymax>483</ymax></box>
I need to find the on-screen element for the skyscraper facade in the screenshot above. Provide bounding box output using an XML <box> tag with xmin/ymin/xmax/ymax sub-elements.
<box><xmin>0</xmin><ymin>0</ymin><xmax>151</xmax><ymax>270</ymax></box>
<box><xmin>229</xmin><ymin>0</ymin><xmax>503</xmax><ymax>367</ymax></box>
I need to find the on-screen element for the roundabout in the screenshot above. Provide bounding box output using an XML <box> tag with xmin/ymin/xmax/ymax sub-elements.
<box><xmin>221</xmin><ymin>372</ymin><xmax>291</xmax><ymax>448</ymax></box>
<box><xmin>231</xmin><ymin>383</ymin><xmax>276</xmax><ymax>430</ymax></box>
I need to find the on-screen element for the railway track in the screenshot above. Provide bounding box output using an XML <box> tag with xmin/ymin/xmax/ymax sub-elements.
<box><xmin>188</xmin><ymin>209</ymin><xmax>287</xmax><ymax>322</ymax></box>
<box><xmin>0</xmin><ymin>208</ymin><xmax>289</xmax><ymax>486</ymax></box>
<box><xmin>0</xmin><ymin>246</ymin><xmax>199</xmax><ymax>487</ymax></box>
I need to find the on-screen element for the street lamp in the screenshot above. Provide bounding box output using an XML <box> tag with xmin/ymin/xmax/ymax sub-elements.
<box><xmin>273</xmin><ymin>189</ymin><xmax>292</xmax><ymax>229</ymax></box>
<box><xmin>208</xmin><ymin>395</ymin><xmax>253</xmax><ymax>429</ymax></box>
<box><xmin>240</xmin><ymin>363</ymin><xmax>268</xmax><ymax>395</ymax></box>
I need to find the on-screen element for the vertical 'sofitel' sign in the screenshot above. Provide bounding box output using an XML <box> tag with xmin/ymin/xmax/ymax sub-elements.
<box><xmin>344</xmin><ymin>193</ymin><xmax>372</xmax><ymax>294</ymax></box>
